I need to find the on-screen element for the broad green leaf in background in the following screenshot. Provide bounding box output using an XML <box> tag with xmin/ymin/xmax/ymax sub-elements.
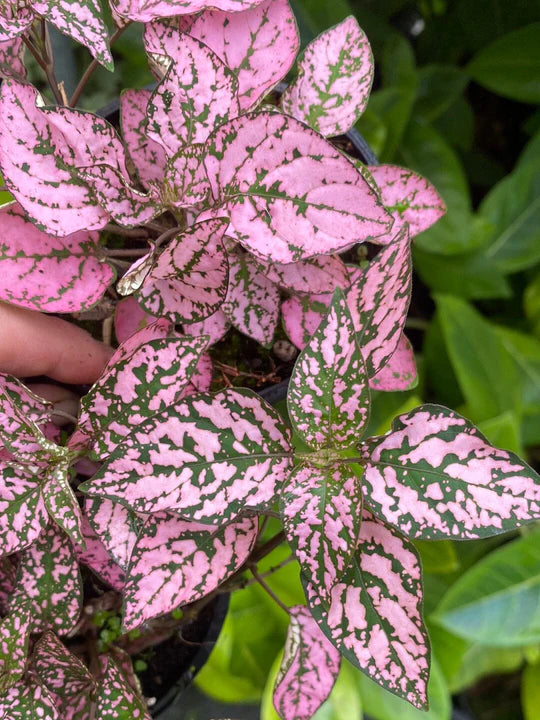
<box><xmin>524</xmin><ymin>270</ymin><xmax>540</xmax><ymax>338</ymax></box>
<box><xmin>414</xmin><ymin>541</ymin><xmax>459</xmax><ymax>575</ymax></box>
<box><xmin>466</xmin><ymin>23</ymin><xmax>540</xmax><ymax>104</ymax></box>
<box><xmin>522</xmin><ymin>661</ymin><xmax>540</xmax><ymax>720</ymax></box>
<box><xmin>477</xmin><ymin>411</ymin><xmax>523</xmax><ymax>456</ymax></box>
<box><xmin>434</xmin><ymin>530</ymin><xmax>540</xmax><ymax>647</ymax></box>
<box><xmin>456</xmin><ymin>0</ymin><xmax>540</xmax><ymax>54</ymax></box>
<box><xmin>413</xmin><ymin>65</ymin><xmax>469</xmax><ymax>122</ymax></box>
<box><xmin>432</xmin><ymin>96</ymin><xmax>474</xmax><ymax>152</ymax></box>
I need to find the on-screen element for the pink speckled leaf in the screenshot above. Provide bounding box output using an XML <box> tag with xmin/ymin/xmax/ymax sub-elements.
<box><xmin>75</xmin><ymin>518</ymin><xmax>125</xmax><ymax>591</ymax></box>
<box><xmin>163</xmin><ymin>145</ymin><xmax>211</xmax><ymax>207</ymax></box>
<box><xmin>0</xmin><ymin>679</ymin><xmax>59</xmax><ymax>719</ymax></box>
<box><xmin>282</xmin><ymin>16</ymin><xmax>373</xmax><ymax>137</ymax></box>
<box><xmin>305</xmin><ymin>510</ymin><xmax>429</xmax><ymax>709</ymax></box>
<box><xmin>0</xmin><ymin>609</ymin><xmax>31</xmax><ymax>693</ymax></box>
<box><xmin>185</xmin><ymin>309</ymin><xmax>230</xmax><ymax>346</ymax></box>
<box><xmin>256</xmin><ymin>255</ymin><xmax>349</xmax><ymax>295</ymax></box>
<box><xmin>96</xmin><ymin>656</ymin><xmax>150</xmax><ymax>720</ymax></box>
<box><xmin>0</xmin><ymin>5</ymin><xmax>32</xmax><ymax>41</ymax></box>
<box><xmin>273</xmin><ymin>605</ymin><xmax>340</xmax><ymax>720</ymax></box>
<box><xmin>188</xmin><ymin>0</ymin><xmax>298</xmax><ymax>110</ymax></box>
<box><xmin>124</xmin><ymin>513</ymin><xmax>257</xmax><ymax>630</ymax></box>
<box><xmin>33</xmin><ymin>632</ymin><xmax>95</xmax><ymax>699</ymax></box>
<box><xmin>181</xmin><ymin>351</ymin><xmax>213</xmax><ymax>398</ymax></box>
<box><xmin>222</xmin><ymin>252</ymin><xmax>279</xmax><ymax>345</ymax></box>
<box><xmin>114</xmin><ymin>0</ymin><xmax>265</xmax><ymax>22</ymax></box>
<box><xmin>369</xmin><ymin>165</ymin><xmax>446</xmax><ymax>238</ymax></box>
<box><xmin>138</xmin><ymin>218</ymin><xmax>229</xmax><ymax>323</ymax></box>
<box><xmin>0</xmin><ymin>374</ymin><xmax>53</xmax><ymax>461</ymax></box>
<box><xmin>114</xmin><ymin>297</ymin><xmax>157</xmax><ymax>344</ymax></box>
<box><xmin>32</xmin><ymin>0</ymin><xmax>113</xmax><ymax>70</ymax></box>
<box><xmin>281</xmin><ymin>464</ymin><xmax>362</xmax><ymax>603</ymax></box>
<box><xmin>85</xmin><ymin>497</ymin><xmax>140</xmax><ymax>571</ymax></box>
<box><xmin>361</xmin><ymin>404</ymin><xmax>540</xmax><ymax>539</ymax></box>
<box><xmin>120</xmin><ymin>89</ymin><xmax>167</xmax><ymax>191</ymax></box>
<box><xmin>0</xmin><ymin>37</ymin><xmax>25</xmax><ymax>79</ymax></box>
<box><xmin>10</xmin><ymin>524</ymin><xmax>82</xmax><ymax>635</ymax></box>
<box><xmin>2</xmin><ymin>373</ymin><xmax>51</xmax><ymax>421</ymax></box>
<box><xmin>0</xmin><ymin>203</ymin><xmax>115</xmax><ymax>312</ymax></box>
<box><xmin>288</xmin><ymin>290</ymin><xmax>369</xmax><ymax>450</ymax></box>
<box><xmin>108</xmin><ymin>318</ymin><xmax>173</xmax><ymax>366</ymax></box>
<box><xmin>282</xmin><ymin>293</ymin><xmax>330</xmax><ymax>351</ymax></box>
<box><xmin>42</xmin><ymin>461</ymin><xmax>85</xmax><ymax>548</ymax></box>
<box><xmin>79</xmin><ymin>335</ymin><xmax>207</xmax><ymax>456</ymax></box>
<box><xmin>205</xmin><ymin>111</ymin><xmax>393</xmax><ymax>263</ymax></box>
<box><xmin>369</xmin><ymin>334</ymin><xmax>417</xmax><ymax>392</ymax></box>
<box><xmin>0</xmin><ymin>80</ymin><xmax>126</xmax><ymax>236</ymax></box>
<box><xmin>0</xmin><ymin>463</ymin><xmax>48</xmax><ymax>556</ymax></box>
<box><xmin>146</xmin><ymin>32</ymin><xmax>239</xmax><ymax>155</ymax></box>
<box><xmin>80</xmin><ymin>388</ymin><xmax>293</xmax><ymax>523</ymax></box>
<box><xmin>347</xmin><ymin>225</ymin><xmax>411</xmax><ymax>377</ymax></box>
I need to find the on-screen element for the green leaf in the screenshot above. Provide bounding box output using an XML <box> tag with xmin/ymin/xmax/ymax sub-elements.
<box><xmin>522</xmin><ymin>661</ymin><xmax>540</xmax><ymax>720</ymax></box>
<box><xmin>524</xmin><ymin>270</ymin><xmax>540</xmax><ymax>338</ymax></box>
<box><xmin>414</xmin><ymin>541</ymin><xmax>459</xmax><ymax>575</ymax></box>
<box><xmin>467</xmin><ymin>23</ymin><xmax>540</xmax><ymax>103</ymax></box>
<box><xmin>477</xmin><ymin>411</ymin><xmax>523</xmax><ymax>456</ymax></box>
<box><xmin>432</xmin><ymin>96</ymin><xmax>475</xmax><ymax>152</ymax></box>
<box><xmin>434</xmin><ymin>529</ymin><xmax>540</xmax><ymax>647</ymax></box>
<box><xmin>413</xmin><ymin>65</ymin><xmax>469</xmax><ymax>122</ymax></box>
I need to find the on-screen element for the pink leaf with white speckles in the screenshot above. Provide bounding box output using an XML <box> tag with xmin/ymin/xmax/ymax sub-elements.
<box><xmin>75</xmin><ymin>517</ymin><xmax>125</xmax><ymax>591</ymax></box>
<box><xmin>0</xmin><ymin>678</ymin><xmax>59</xmax><ymax>719</ymax></box>
<box><xmin>305</xmin><ymin>510</ymin><xmax>430</xmax><ymax>709</ymax></box>
<box><xmin>114</xmin><ymin>297</ymin><xmax>157</xmax><ymax>344</ymax></box>
<box><xmin>33</xmin><ymin>632</ymin><xmax>95</xmax><ymax>700</ymax></box>
<box><xmin>42</xmin><ymin>461</ymin><xmax>85</xmax><ymax>547</ymax></box>
<box><xmin>0</xmin><ymin>37</ymin><xmax>25</xmax><ymax>79</ymax></box>
<box><xmin>222</xmin><ymin>252</ymin><xmax>279</xmax><ymax>345</ymax></box>
<box><xmin>273</xmin><ymin>605</ymin><xmax>341</xmax><ymax>720</ymax></box>
<box><xmin>205</xmin><ymin>111</ymin><xmax>393</xmax><ymax>264</ymax></box>
<box><xmin>187</xmin><ymin>0</ymin><xmax>298</xmax><ymax>110</ymax></box>
<box><xmin>347</xmin><ymin>225</ymin><xmax>411</xmax><ymax>377</ymax></box>
<box><xmin>369</xmin><ymin>165</ymin><xmax>446</xmax><ymax>238</ymax></box>
<box><xmin>256</xmin><ymin>254</ymin><xmax>349</xmax><ymax>295</ymax></box>
<box><xmin>281</xmin><ymin>464</ymin><xmax>362</xmax><ymax>603</ymax></box>
<box><xmin>138</xmin><ymin>218</ymin><xmax>229</xmax><ymax>323</ymax></box>
<box><xmin>123</xmin><ymin>513</ymin><xmax>257</xmax><ymax>630</ymax></box>
<box><xmin>282</xmin><ymin>16</ymin><xmax>373</xmax><ymax>137</ymax></box>
<box><xmin>79</xmin><ymin>335</ymin><xmax>207</xmax><ymax>457</ymax></box>
<box><xmin>85</xmin><ymin>498</ymin><xmax>140</xmax><ymax>571</ymax></box>
<box><xmin>288</xmin><ymin>289</ymin><xmax>369</xmax><ymax>450</ymax></box>
<box><xmin>96</xmin><ymin>656</ymin><xmax>150</xmax><ymax>720</ymax></box>
<box><xmin>369</xmin><ymin>334</ymin><xmax>417</xmax><ymax>392</ymax></box>
<box><xmin>0</xmin><ymin>203</ymin><xmax>115</xmax><ymax>313</ymax></box>
<box><xmin>185</xmin><ymin>309</ymin><xmax>230</xmax><ymax>346</ymax></box>
<box><xmin>0</xmin><ymin>609</ymin><xmax>31</xmax><ymax>693</ymax></box>
<box><xmin>10</xmin><ymin>524</ymin><xmax>82</xmax><ymax>635</ymax></box>
<box><xmin>361</xmin><ymin>404</ymin><xmax>540</xmax><ymax>539</ymax></box>
<box><xmin>282</xmin><ymin>293</ymin><xmax>331</xmax><ymax>351</ymax></box>
<box><xmin>0</xmin><ymin>80</ymin><xmax>127</xmax><ymax>236</ymax></box>
<box><xmin>114</xmin><ymin>0</ymin><xmax>266</xmax><ymax>22</ymax></box>
<box><xmin>80</xmin><ymin>388</ymin><xmax>293</xmax><ymax>524</ymax></box>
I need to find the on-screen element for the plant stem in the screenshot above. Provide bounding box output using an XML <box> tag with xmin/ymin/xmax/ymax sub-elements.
<box><xmin>251</xmin><ymin>530</ymin><xmax>286</xmax><ymax>564</ymax></box>
<box><xmin>51</xmin><ymin>408</ymin><xmax>79</xmax><ymax>425</ymax></box>
<box><xmin>250</xmin><ymin>566</ymin><xmax>290</xmax><ymax>614</ymax></box>
<box><xmin>103</xmin><ymin>247</ymin><xmax>149</xmax><ymax>257</ymax></box>
<box><xmin>41</xmin><ymin>21</ymin><xmax>64</xmax><ymax>105</ymax></box>
<box><xmin>405</xmin><ymin>317</ymin><xmax>429</xmax><ymax>331</ymax></box>
<box><xmin>103</xmin><ymin>224</ymin><xmax>150</xmax><ymax>238</ymax></box>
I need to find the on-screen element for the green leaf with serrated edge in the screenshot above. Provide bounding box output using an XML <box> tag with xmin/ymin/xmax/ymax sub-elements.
<box><xmin>85</xmin><ymin>497</ymin><xmax>140</xmax><ymax>571</ymax></box>
<box><xmin>96</xmin><ymin>656</ymin><xmax>150</xmax><ymax>720</ymax></box>
<box><xmin>10</xmin><ymin>524</ymin><xmax>82</xmax><ymax>635</ymax></box>
<box><xmin>80</xmin><ymin>388</ymin><xmax>293</xmax><ymax>524</ymax></box>
<box><xmin>0</xmin><ymin>462</ymin><xmax>47</xmax><ymax>557</ymax></box>
<box><xmin>79</xmin><ymin>335</ymin><xmax>207</xmax><ymax>458</ymax></box>
<box><xmin>42</xmin><ymin>461</ymin><xmax>85</xmax><ymax>548</ymax></box>
<box><xmin>361</xmin><ymin>404</ymin><xmax>540</xmax><ymax>540</ymax></box>
<box><xmin>303</xmin><ymin>510</ymin><xmax>430</xmax><ymax>709</ymax></box>
<box><xmin>0</xmin><ymin>678</ymin><xmax>59</xmax><ymax>719</ymax></box>
<box><xmin>0</xmin><ymin>608</ymin><xmax>31</xmax><ymax>693</ymax></box>
<box><xmin>434</xmin><ymin>529</ymin><xmax>540</xmax><ymax>647</ymax></box>
<box><xmin>288</xmin><ymin>289</ymin><xmax>369</xmax><ymax>451</ymax></box>
<box><xmin>281</xmin><ymin>464</ymin><xmax>362</xmax><ymax>604</ymax></box>
<box><xmin>33</xmin><ymin>631</ymin><xmax>95</xmax><ymax>700</ymax></box>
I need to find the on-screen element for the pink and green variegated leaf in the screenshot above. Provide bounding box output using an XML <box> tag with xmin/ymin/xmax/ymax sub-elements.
<box><xmin>369</xmin><ymin>334</ymin><xmax>417</xmax><ymax>392</ymax></box>
<box><xmin>368</xmin><ymin>165</ymin><xmax>446</xmax><ymax>238</ymax></box>
<box><xmin>0</xmin><ymin>463</ymin><xmax>46</xmax><ymax>556</ymax></box>
<box><xmin>0</xmin><ymin>609</ymin><xmax>31</xmax><ymax>693</ymax></box>
<box><xmin>32</xmin><ymin>0</ymin><xmax>113</xmax><ymax>70</ymax></box>
<box><xmin>0</xmin><ymin>203</ymin><xmax>115</xmax><ymax>312</ymax></box>
<box><xmin>123</xmin><ymin>513</ymin><xmax>257</xmax><ymax>630</ymax></box>
<box><xmin>0</xmin><ymin>37</ymin><xmax>25</xmax><ymax>79</ymax></box>
<box><xmin>222</xmin><ymin>252</ymin><xmax>279</xmax><ymax>345</ymax></box>
<box><xmin>96</xmin><ymin>656</ymin><xmax>150</xmax><ymax>720</ymax></box>
<box><xmin>146</xmin><ymin>33</ymin><xmax>239</xmax><ymax>155</ymax></box>
<box><xmin>0</xmin><ymin>372</ymin><xmax>52</xmax><ymax>421</ymax></box>
<box><xmin>33</xmin><ymin>632</ymin><xmax>95</xmax><ymax>699</ymax></box>
<box><xmin>347</xmin><ymin>225</ymin><xmax>411</xmax><ymax>377</ymax></box>
<box><xmin>282</xmin><ymin>17</ymin><xmax>373</xmax><ymax>137</ymax></box>
<box><xmin>187</xmin><ymin>0</ymin><xmax>299</xmax><ymax>111</ymax></box>
<box><xmin>180</xmin><ymin>351</ymin><xmax>213</xmax><ymax>398</ymax></box>
<box><xmin>80</xmin><ymin>335</ymin><xmax>207</xmax><ymax>457</ymax></box>
<box><xmin>0</xmin><ymin>679</ymin><xmax>59</xmax><ymax>719</ymax></box>
<box><xmin>282</xmin><ymin>293</ymin><xmax>330</xmax><ymax>351</ymax></box>
<box><xmin>273</xmin><ymin>605</ymin><xmax>341</xmax><ymax>720</ymax></box>
<box><xmin>185</xmin><ymin>308</ymin><xmax>230</xmax><ymax>346</ymax></box>
<box><xmin>0</xmin><ymin>557</ymin><xmax>16</xmax><ymax>614</ymax></box>
<box><xmin>11</xmin><ymin>524</ymin><xmax>82</xmax><ymax>635</ymax></box>
<box><xmin>288</xmin><ymin>290</ymin><xmax>369</xmax><ymax>450</ymax></box>
<box><xmin>281</xmin><ymin>464</ymin><xmax>362</xmax><ymax>603</ymax></box>
<box><xmin>42</xmin><ymin>461</ymin><xmax>85</xmax><ymax>547</ymax></box>
<box><xmin>255</xmin><ymin>255</ymin><xmax>349</xmax><ymax>295</ymax></box>
<box><xmin>85</xmin><ymin>498</ymin><xmax>140</xmax><ymax>571</ymax></box>
<box><xmin>80</xmin><ymin>388</ymin><xmax>293</xmax><ymax>523</ymax></box>
<box><xmin>120</xmin><ymin>89</ymin><xmax>167</xmax><ymax>191</ymax></box>
<box><xmin>0</xmin><ymin>81</ymin><xmax>126</xmax><ymax>236</ymax></box>
<box><xmin>114</xmin><ymin>297</ymin><xmax>157</xmax><ymax>345</ymax></box>
<box><xmin>163</xmin><ymin>145</ymin><xmax>211</xmax><ymax>207</ymax></box>
<box><xmin>138</xmin><ymin>218</ymin><xmax>229</xmax><ymax>323</ymax></box>
<box><xmin>304</xmin><ymin>510</ymin><xmax>430</xmax><ymax>709</ymax></box>
<box><xmin>115</xmin><ymin>0</ymin><xmax>265</xmax><ymax>22</ymax></box>
<box><xmin>107</xmin><ymin>317</ymin><xmax>173</xmax><ymax>366</ymax></box>
<box><xmin>205</xmin><ymin>111</ymin><xmax>393</xmax><ymax>264</ymax></box>
<box><xmin>75</xmin><ymin>518</ymin><xmax>125</xmax><ymax>591</ymax></box>
<box><xmin>361</xmin><ymin>404</ymin><xmax>540</xmax><ymax>539</ymax></box>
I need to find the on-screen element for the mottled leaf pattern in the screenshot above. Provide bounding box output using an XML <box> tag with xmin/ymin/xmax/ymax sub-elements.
<box><xmin>42</xmin><ymin>461</ymin><xmax>85</xmax><ymax>547</ymax></box>
<box><xmin>0</xmin><ymin>679</ymin><xmax>59</xmax><ymax>719</ymax></box>
<box><xmin>222</xmin><ymin>252</ymin><xmax>279</xmax><ymax>345</ymax></box>
<box><xmin>10</xmin><ymin>524</ymin><xmax>82</xmax><ymax>635</ymax></box>
<box><xmin>138</xmin><ymin>218</ymin><xmax>229</xmax><ymax>323</ymax></box>
<box><xmin>281</xmin><ymin>464</ymin><xmax>362</xmax><ymax>603</ymax></box>
<box><xmin>123</xmin><ymin>513</ymin><xmax>257</xmax><ymax>630</ymax></box>
<box><xmin>205</xmin><ymin>111</ymin><xmax>393</xmax><ymax>263</ymax></box>
<box><xmin>361</xmin><ymin>404</ymin><xmax>540</xmax><ymax>539</ymax></box>
<box><xmin>0</xmin><ymin>463</ymin><xmax>47</xmax><ymax>556</ymax></box>
<box><xmin>181</xmin><ymin>351</ymin><xmax>213</xmax><ymax>398</ymax></box>
<box><xmin>369</xmin><ymin>165</ymin><xmax>446</xmax><ymax>237</ymax></box>
<box><xmin>96</xmin><ymin>656</ymin><xmax>150</xmax><ymax>720</ymax></box>
<box><xmin>188</xmin><ymin>0</ymin><xmax>299</xmax><ymax>110</ymax></box>
<box><xmin>114</xmin><ymin>297</ymin><xmax>157</xmax><ymax>345</ymax></box>
<box><xmin>256</xmin><ymin>255</ymin><xmax>349</xmax><ymax>295</ymax></box>
<box><xmin>81</xmin><ymin>388</ymin><xmax>293</xmax><ymax>523</ymax></box>
<box><xmin>347</xmin><ymin>225</ymin><xmax>411</xmax><ymax>376</ymax></box>
<box><xmin>75</xmin><ymin>518</ymin><xmax>125</xmax><ymax>591</ymax></box>
<box><xmin>114</xmin><ymin>0</ymin><xmax>266</xmax><ymax>23</ymax></box>
<box><xmin>120</xmin><ymin>89</ymin><xmax>167</xmax><ymax>190</ymax></box>
<box><xmin>288</xmin><ymin>290</ymin><xmax>369</xmax><ymax>450</ymax></box>
<box><xmin>85</xmin><ymin>497</ymin><xmax>140</xmax><ymax>571</ymax></box>
<box><xmin>163</xmin><ymin>145</ymin><xmax>211</xmax><ymax>207</ymax></box>
<box><xmin>33</xmin><ymin>632</ymin><xmax>94</xmax><ymax>699</ymax></box>
<box><xmin>185</xmin><ymin>308</ymin><xmax>230</xmax><ymax>345</ymax></box>
<box><xmin>305</xmin><ymin>510</ymin><xmax>430</xmax><ymax>708</ymax></box>
<box><xmin>0</xmin><ymin>203</ymin><xmax>114</xmax><ymax>312</ymax></box>
<box><xmin>273</xmin><ymin>605</ymin><xmax>341</xmax><ymax>720</ymax></box>
<box><xmin>282</xmin><ymin>16</ymin><xmax>373</xmax><ymax>137</ymax></box>
<box><xmin>0</xmin><ymin>37</ymin><xmax>25</xmax><ymax>79</ymax></box>
<box><xmin>369</xmin><ymin>334</ymin><xmax>417</xmax><ymax>392</ymax></box>
<box><xmin>108</xmin><ymin>318</ymin><xmax>173</xmax><ymax>366</ymax></box>
<box><xmin>0</xmin><ymin>609</ymin><xmax>31</xmax><ymax>693</ymax></box>
<box><xmin>282</xmin><ymin>293</ymin><xmax>331</xmax><ymax>351</ymax></box>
